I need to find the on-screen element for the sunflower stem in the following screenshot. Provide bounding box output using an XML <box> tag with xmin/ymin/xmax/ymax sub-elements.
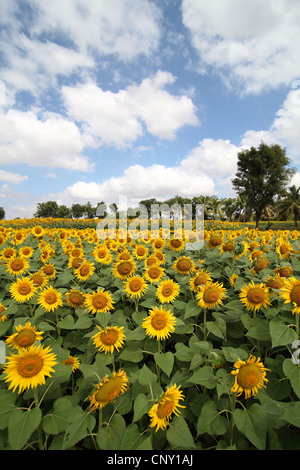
<box><xmin>295</xmin><ymin>312</ymin><xmax>299</xmax><ymax>339</ymax></box>
<box><xmin>33</xmin><ymin>388</ymin><xmax>43</xmax><ymax>450</ymax></box>
<box><xmin>229</xmin><ymin>394</ymin><xmax>236</xmax><ymax>447</ymax></box>
<box><xmin>203</xmin><ymin>309</ymin><xmax>207</xmax><ymax>340</ymax></box>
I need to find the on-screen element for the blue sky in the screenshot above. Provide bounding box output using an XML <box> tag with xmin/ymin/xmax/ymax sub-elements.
<box><xmin>1</xmin><ymin>0</ymin><xmax>300</xmax><ymax>219</ymax></box>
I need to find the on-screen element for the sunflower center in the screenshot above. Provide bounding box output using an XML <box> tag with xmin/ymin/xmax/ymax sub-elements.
<box><xmin>223</xmin><ymin>242</ymin><xmax>234</xmax><ymax>252</ymax></box>
<box><xmin>129</xmin><ymin>280</ymin><xmax>142</xmax><ymax>292</ymax></box>
<box><xmin>18</xmin><ymin>355</ymin><xmax>43</xmax><ymax>378</ymax></box>
<box><xmin>170</xmin><ymin>239</ymin><xmax>181</xmax><ymax>248</ymax></box>
<box><xmin>151</xmin><ymin>314</ymin><xmax>167</xmax><ymax>331</ymax></box>
<box><xmin>137</xmin><ymin>248</ymin><xmax>146</xmax><ymax>256</ymax></box>
<box><xmin>210</xmin><ymin>236</ymin><xmax>222</xmax><ymax>246</ymax></box>
<box><xmin>11</xmin><ymin>259</ymin><xmax>24</xmax><ymax>271</ymax></box>
<box><xmin>203</xmin><ymin>287</ymin><xmax>220</xmax><ymax>304</ymax></box>
<box><xmin>247</xmin><ymin>288</ymin><xmax>265</xmax><ymax>304</ymax></box>
<box><xmin>280</xmin><ymin>243</ymin><xmax>290</xmax><ymax>254</ymax></box>
<box><xmin>162</xmin><ymin>286</ymin><xmax>173</xmax><ymax>297</ymax></box>
<box><xmin>237</xmin><ymin>364</ymin><xmax>261</xmax><ymax>389</ymax></box>
<box><xmin>177</xmin><ymin>260</ymin><xmax>191</xmax><ymax>272</ymax></box>
<box><xmin>290</xmin><ymin>285</ymin><xmax>300</xmax><ymax>306</ymax></box>
<box><xmin>194</xmin><ymin>276</ymin><xmax>206</xmax><ymax>286</ymax></box>
<box><xmin>157</xmin><ymin>399</ymin><xmax>174</xmax><ymax>419</ymax></box>
<box><xmin>80</xmin><ymin>265</ymin><xmax>90</xmax><ymax>276</ymax></box>
<box><xmin>19</xmin><ymin>284</ymin><xmax>31</xmax><ymax>295</ymax></box>
<box><xmin>101</xmin><ymin>330</ymin><xmax>118</xmax><ymax>345</ymax></box>
<box><xmin>44</xmin><ymin>293</ymin><xmax>57</xmax><ymax>305</ymax></box>
<box><xmin>16</xmin><ymin>330</ymin><xmax>36</xmax><ymax>347</ymax></box>
<box><xmin>69</xmin><ymin>293</ymin><xmax>84</xmax><ymax>305</ymax></box>
<box><xmin>72</xmin><ymin>258</ymin><xmax>83</xmax><ymax>268</ymax></box>
<box><xmin>31</xmin><ymin>274</ymin><xmax>44</xmax><ymax>287</ymax></box>
<box><xmin>148</xmin><ymin>268</ymin><xmax>160</xmax><ymax>279</ymax></box>
<box><xmin>44</xmin><ymin>266</ymin><xmax>54</xmax><ymax>275</ymax></box>
<box><xmin>92</xmin><ymin>295</ymin><xmax>108</xmax><ymax>309</ymax></box>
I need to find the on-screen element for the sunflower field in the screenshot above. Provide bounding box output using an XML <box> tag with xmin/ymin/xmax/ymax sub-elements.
<box><xmin>0</xmin><ymin>218</ymin><xmax>300</xmax><ymax>450</ymax></box>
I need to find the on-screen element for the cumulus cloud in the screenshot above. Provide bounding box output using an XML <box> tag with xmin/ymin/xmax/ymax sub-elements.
<box><xmin>181</xmin><ymin>0</ymin><xmax>300</xmax><ymax>94</ymax></box>
<box><xmin>0</xmin><ymin>170</ymin><xmax>28</xmax><ymax>184</ymax></box>
<box><xmin>0</xmin><ymin>109</ymin><xmax>94</xmax><ymax>170</ymax></box>
<box><xmin>62</xmin><ymin>71</ymin><xmax>199</xmax><ymax>147</ymax></box>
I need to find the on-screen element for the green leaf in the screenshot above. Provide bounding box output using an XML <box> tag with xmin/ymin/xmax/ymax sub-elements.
<box><xmin>282</xmin><ymin>358</ymin><xmax>300</xmax><ymax>398</ymax></box>
<box><xmin>43</xmin><ymin>397</ymin><xmax>74</xmax><ymax>435</ymax></box>
<box><xmin>166</xmin><ymin>416</ymin><xmax>195</xmax><ymax>449</ymax></box>
<box><xmin>133</xmin><ymin>394</ymin><xmax>152</xmax><ymax>422</ymax></box>
<box><xmin>62</xmin><ymin>407</ymin><xmax>96</xmax><ymax>449</ymax></box>
<box><xmin>282</xmin><ymin>402</ymin><xmax>300</xmax><ymax>427</ymax></box>
<box><xmin>175</xmin><ymin>343</ymin><xmax>194</xmax><ymax>362</ymax></box>
<box><xmin>197</xmin><ymin>400</ymin><xmax>228</xmax><ymax>436</ymax></box>
<box><xmin>206</xmin><ymin>318</ymin><xmax>226</xmax><ymax>339</ymax></box>
<box><xmin>8</xmin><ymin>407</ymin><xmax>42</xmax><ymax>450</ymax></box>
<box><xmin>269</xmin><ymin>317</ymin><xmax>298</xmax><ymax>347</ymax></box>
<box><xmin>97</xmin><ymin>414</ymin><xmax>126</xmax><ymax>450</ymax></box>
<box><xmin>0</xmin><ymin>391</ymin><xmax>16</xmax><ymax>430</ymax></box>
<box><xmin>184</xmin><ymin>300</ymin><xmax>200</xmax><ymax>319</ymax></box>
<box><xmin>119</xmin><ymin>423</ymin><xmax>145</xmax><ymax>450</ymax></box>
<box><xmin>57</xmin><ymin>314</ymin><xmax>75</xmax><ymax>330</ymax></box>
<box><xmin>189</xmin><ymin>366</ymin><xmax>218</xmax><ymax>389</ymax></box>
<box><xmin>233</xmin><ymin>404</ymin><xmax>267</xmax><ymax>450</ymax></box>
<box><xmin>73</xmin><ymin>315</ymin><xmax>93</xmax><ymax>329</ymax></box>
<box><xmin>246</xmin><ymin>317</ymin><xmax>271</xmax><ymax>341</ymax></box>
<box><xmin>154</xmin><ymin>351</ymin><xmax>174</xmax><ymax>376</ymax></box>
<box><xmin>138</xmin><ymin>364</ymin><xmax>157</xmax><ymax>387</ymax></box>
<box><xmin>118</xmin><ymin>343</ymin><xmax>144</xmax><ymax>363</ymax></box>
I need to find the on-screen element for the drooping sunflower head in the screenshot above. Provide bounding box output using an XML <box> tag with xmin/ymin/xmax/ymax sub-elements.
<box><xmin>156</xmin><ymin>279</ymin><xmax>180</xmax><ymax>304</ymax></box>
<box><xmin>2</xmin><ymin>344</ymin><xmax>57</xmax><ymax>394</ymax></box>
<box><xmin>5</xmin><ymin>322</ymin><xmax>44</xmax><ymax>350</ymax></box>
<box><xmin>65</xmin><ymin>289</ymin><xmax>86</xmax><ymax>309</ymax></box>
<box><xmin>231</xmin><ymin>355</ymin><xmax>270</xmax><ymax>399</ymax></box>
<box><xmin>124</xmin><ymin>275</ymin><xmax>148</xmax><ymax>299</ymax></box>
<box><xmin>172</xmin><ymin>256</ymin><xmax>195</xmax><ymax>275</ymax></box>
<box><xmin>197</xmin><ymin>282</ymin><xmax>227</xmax><ymax>310</ymax></box>
<box><xmin>9</xmin><ymin>277</ymin><xmax>37</xmax><ymax>303</ymax></box>
<box><xmin>85</xmin><ymin>289</ymin><xmax>114</xmax><ymax>314</ymax></box>
<box><xmin>239</xmin><ymin>281</ymin><xmax>271</xmax><ymax>312</ymax></box>
<box><xmin>89</xmin><ymin>370</ymin><xmax>129</xmax><ymax>410</ymax></box>
<box><xmin>252</xmin><ymin>257</ymin><xmax>269</xmax><ymax>274</ymax></box>
<box><xmin>38</xmin><ymin>286</ymin><xmax>63</xmax><ymax>312</ymax></box>
<box><xmin>92</xmin><ymin>325</ymin><xmax>126</xmax><ymax>354</ymax></box>
<box><xmin>148</xmin><ymin>384</ymin><xmax>185</xmax><ymax>432</ymax></box>
<box><xmin>142</xmin><ymin>306</ymin><xmax>176</xmax><ymax>341</ymax></box>
<box><xmin>275</xmin><ymin>265</ymin><xmax>293</xmax><ymax>278</ymax></box>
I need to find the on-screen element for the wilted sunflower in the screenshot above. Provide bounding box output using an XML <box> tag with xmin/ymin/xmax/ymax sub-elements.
<box><xmin>6</xmin><ymin>256</ymin><xmax>29</xmax><ymax>277</ymax></box>
<box><xmin>74</xmin><ymin>260</ymin><xmax>95</xmax><ymax>281</ymax></box>
<box><xmin>142</xmin><ymin>306</ymin><xmax>176</xmax><ymax>341</ymax></box>
<box><xmin>172</xmin><ymin>256</ymin><xmax>195</xmax><ymax>275</ymax></box>
<box><xmin>124</xmin><ymin>275</ymin><xmax>148</xmax><ymax>299</ymax></box>
<box><xmin>89</xmin><ymin>370</ymin><xmax>129</xmax><ymax>410</ymax></box>
<box><xmin>85</xmin><ymin>289</ymin><xmax>114</xmax><ymax>314</ymax></box>
<box><xmin>197</xmin><ymin>282</ymin><xmax>227</xmax><ymax>310</ymax></box>
<box><xmin>92</xmin><ymin>325</ymin><xmax>126</xmax><ymax>354</ymax></box>
<box><xmin>62</xmin><ymin>355</ymin><xmax>80</xmax><ymax>372</ymax></box>
<box><xmin>231</xmin><ymin>355</ymin><xmax>270</xmax><ymax>399</ymax></box>
<box><xmin>148</xmin><ymin>384</ymin><xmax>185</xmax><ymax>432</ymax></box>
<box><xmin>113</xmin><ymin>259</ymin><xmax>136</xmax><ymax>280</ymax></box>
<box><xmin>37</xmin><ymin>285</ymin><xmax>63</xmax><ymax>312</ymax></box>
<box><xmin>10</xmin><ymin>277</ymin><xmax>36</xmax><ymax>303</ymax></box>
<box><xmin>239</xmin><ymin>281</ymin><xmax>271</xmax><ymax>312</ymax></box>
<box><xmin>6</xmin><ymin>322</ymin><xmax>43</xmax><ymax>350</ymax></box>
<box><xmin>65</xmin><ymin>289</ymin><xmax>86</xmax><ymax>309</ymax></box>
<box><xmin>2</xmin><ymin>344</ymin><xmax>57</xmax><ymax>394</ymax></box>
<box><xmin>280</xmin><ymin>277</ymin><xmax>300</xmax><ymax>314</ymax></box>
<box><xmin>156</xmin><ymin>279</ymin><xmax>180</xmax><ymax>303</ymax></box>
<box><xmin>144</xmin><ymin>265</ymin><xmax>165</xmax><ymax>284</ymax></box>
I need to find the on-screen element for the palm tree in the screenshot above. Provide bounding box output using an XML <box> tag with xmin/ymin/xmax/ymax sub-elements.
<box><xmin>278</xmin><ymin>185</ymin><xmax>300</xmax><ymax>227</ymax></box>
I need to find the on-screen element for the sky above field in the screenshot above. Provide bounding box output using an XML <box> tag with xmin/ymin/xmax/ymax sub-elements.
<box><xmin>1</xmin><ymin>0</ymin><xmax>300</xmax><ymax>219</ymax></box>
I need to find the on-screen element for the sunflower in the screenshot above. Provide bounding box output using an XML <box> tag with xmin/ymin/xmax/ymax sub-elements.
<box><xmin>2</xmin><ymin>344</ymin><xmax>57</xmax><ymax>394</ymax></box>
<box><xmin>9</xmin><ymin>277</ymin><xmax>37</xmax><ymax>303</ymax></box>
<box><xmin>89</xmin><ymin>370</ymin><xmax>129</xmax><ymax>410</ymax></box>
<box><xmin>229</xmin><ymin>273</ymin><xmax>238</xmax><ymax>287</ymax></box>
<box><xmin>124</xmin><ymin>275</ymin><xmax>148</xmax><ymax>299</ymax></box>
<box><xmin>274</xmin><ymin>265</ymin><xmax>293</xmax><ymax>278</ymax></box>
<box><xmin>156</xmin><ymin>279</ymin><xmax>180</xmax><ymax>304</ymax></box>
<box><xmin>85</xmin><ymin>289</ymin><xmax>114</xmax><ymax>314</ymax></box>
<box><xmin>196</xmin><ymin>282</ymin><xmax>227</xmax><ymax>310</ymax></box>
<box><xmin>265</xmin><ymin>274</ymin><xmax>286</xmax><ymax>293</ymax></box>
<box><xmin>6</xmin><ymin>256</ymin><xmax>29</xmax><ymax>277</ymax></box>
<box><xmin>112</xmin><ymin>259</ymin><xmax>136</xmax><ymax>280</ymax></box>
<box><xmin>167</xmin><ymin>238</ymin><xmax>185</xmax><ymax>252</ymax></box>
<box><xmin>0</xmin><ymin>303</ymin><xmax>8</xmax><ymax>322</ymax></box>
<box><xmin>30</xmin><ymin>271</ymin><xmax>49</xmax><ymax>289</ymax></box>
<box><xmin>6</xmin><ymin>322</ymin><xmax>44</xmax><ymax>350</ymax></box>
<box><xmin>189</xmin><ymin>270</ymin><xmax>212</xmax><ymax>292</ymax></box>
<box><xmin>148</xmin><ymin>384</ymin><xmax>185</xmax><ymax>432</ymax></box>
<box><xmin>65</xmin><ymin>289</ymin><xmax>86</xmax><ymax>309</ymax></box>
<box><xmin>275</xmin><ymin>239</ymin><xmax>293</xmax><ymax>259</ymax></box>
<box><xmin>92</xmin><ymin>326</ymin><xmax>126</xmax><ymax>354</ymax></box>
<box><xmin>37</xmin><ymin>286</ymin><xmax>63</xmax><ymax>312</ymax></box>
<box><xmin>31</xmin><ymin>225</ymin><xmax>45</xmax><ymax>238</ymax></box>
<box><xmin>74</xmin><ymin>260</ymin><xmax>95</xmax><ymax>281</ymax></box>
<box><xmin>0</xmin><ymin>247</ymin><xmax>16</xmax><ymax>261</ymax></box>
<box><xmin>280</xmin><ymin>277</ymin><xmax>300</xmax><ymax>314</ymax></box>
<box><xmin>239</xmin><ymin>281</ymin><xmax>271</xmax><ymax>312</ymax></box>
<box><xmin>68</xmin><ymin>256</ymin><xmax>84</xmax><ymax>270</ymax></box>
<box><xmin>92</xmin><ymin>245</ymin><xmax>112</xmax><ymax>265</ymax></box>
<box><xmin>207</xmin><ymin>234</ymin><xmax>223</xmax><ymax>249</ymax></box>
<box><xmin>152</xmin><ymin>239</ymin><xmax>165</xmax><ymax>250</ymax></box>
<box><xmin>142</xmin><ymin>306</ymin><xmax>176</xmax><ymax>341</ymax></box>
<box><xmin>62</xmin><ymin>355</ymin><xmax>80</xmax><ymax>372</ymax></box>
<box><xmin>144</xmin><ymin>265</ymin><xmax>165</xmax><ymax>284</ymax></box>
<box><xmin>251</xmin><ymin>256</ymin><xmax>269</xmax><ymax>274</ymax></box>
<box><xmin>231</xmin><ymin>355</ymin><xmax>270</xmax><ymax>399</ymax></box>
<box><xmin>133</xmin><ymin>244</ymin><xmax>149</xmax><ymax>260</ymax></box>
<box><xmin>172</xmin><ymin>256</ymin><xmax>195</xmax><ymax>275</ymax></box>
<box><xmin>19</xmin><ymin>246</ymin><xmax>34</xmax><ymax>258</ymax></box>
<box><xmin>40</xmin><ymin>263</ymin><xmax>57</xmax><ymax>279</ymax></box>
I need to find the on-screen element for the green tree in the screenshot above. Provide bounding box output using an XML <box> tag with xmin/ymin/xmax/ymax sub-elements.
<box><xmin>70</xmin><ymin>203</ymin><xmax>85</xmax><ymax>218</ymax></box>
<box><xmin>232</xmin><ymin>142</ymin><xmax>295</xmax><ymax>229</ymax></box>
<box><xmin>278</xmin><ymin>185</ymin><xmax>300</xmax><ymax>227</ymax></box>
<box><xmin>34</xmin><ymin>201</ymin><xmax>59</xmax><ymax>218</ymax></box>
<box><xmin>0</xmin><ymin>206</ymin><xmax>5</xmax><ymax>220</ymax></box>
<box><xmin>57</xmin><ymin>204</ymin><xmax>71</xmax><ymax>218</ymax></box>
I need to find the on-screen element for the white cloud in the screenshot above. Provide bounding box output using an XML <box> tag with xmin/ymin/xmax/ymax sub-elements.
<box><xmin>0</xmin><ymin>170</ymin><xmax>28</xmax><ymax>184</ymax></box>
<box><xmin>0</xmin><ymin>109</ymin><xmax>94</xmax><ymax>171</ymax></box>
<box><xmin>182</xmin><ymin>0</ymin><xmax>300</xmax><ymax>94</ymax></box>
<box><xmin>62</xmin><ymin>71</ymin><xmax>199</xmax><ymax>147</ymax></box>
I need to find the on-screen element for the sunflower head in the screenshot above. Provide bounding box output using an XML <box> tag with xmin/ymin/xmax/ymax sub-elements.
<box><xmin>65</xmin><ymin>289</ymin><xmax>86</xmax><ymax>308</ymax></box>
<box><xmin>89</xmin><ymin>370</ymin><xmax>129</xmax><ymax>410</ymax></box>
<box><xmin>148</xmin><ymin>384</ymin><xmax>185</xmax><ymax>432</ymax></box>
<box><xmin>280</xmin><ymin>277</ymin><xmax>300</xmax><ymax>314</ymax></box>
<box><xmin>38</xmin><ymin>286</ymin><xmax>63</xmax><ymax>312</ymax></box>
<box><xmin>197</xmin><ymin>282</ymin><xmax>227</xmax><ymax>310</ymax></box>
<box><xmin>92</xmin><ymin>325</ymin><xmax>126</xmax><ymax>354</ymax></box>
<box><xmin>239</xmin><ymin>281</ymin><xmax>271</xmax><ymax>312</ymax></box>
<box><xmin>156</xmin><ymin>279</ymin><xmax>180</xmax><ymax>304</ymax></box>
<box><xmin>124</xmin><ymin>275</ymin><xmax>148</xmax><ymax>298</ymax></box>
<box><xmin>113</xmin><ymin>259</ymin><xmax>136</xmax><ymax>280</ymax></box>
<box><xmin>6</xmin><ymin>322</ymin><xmax>44</xmax><ymax>350</ymax></box>
<box><xmin>85</xmin><ymin>289</ymin><xmax>114</xmax><ymax>314</ymax></box>
<box><xmin>173</xmin><ymin>256</ymin><xmax>195</xmax><ymax>275</ymax></box>
<box><xmin>142</xmin><ymin>306</ymin><xmax>176</xmax><ymax>341</ymax></box>
<box><xmin>231</xmin><ymin>355</ymin><xmax>270</xmax><ymax>399</ymax></box>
